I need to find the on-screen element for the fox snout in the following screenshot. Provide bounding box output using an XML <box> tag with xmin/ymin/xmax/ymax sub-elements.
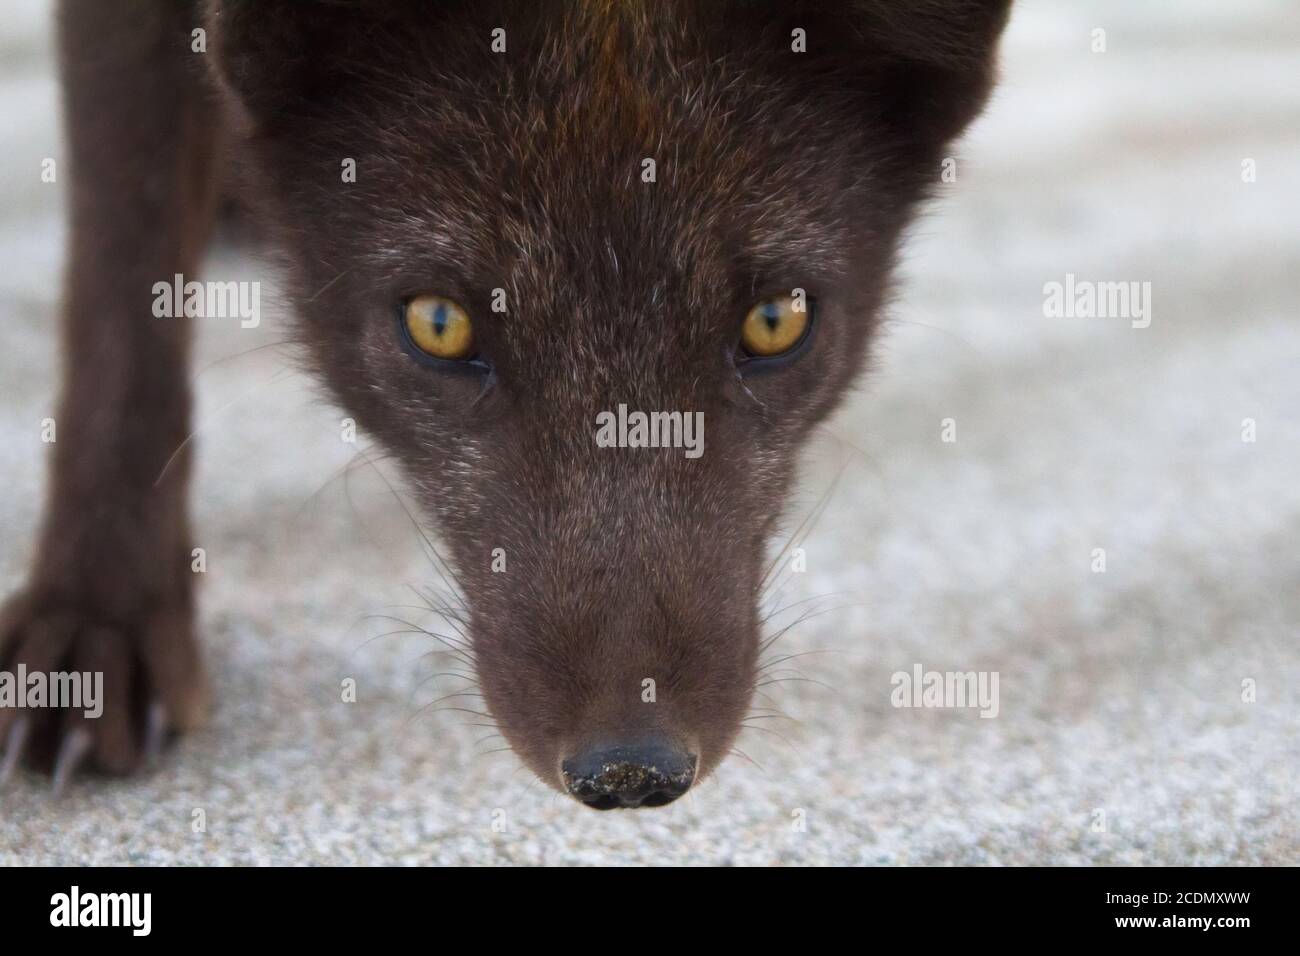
<box><xmin>458</xmin><ymin>483</ymin><xmax>765</xmax><ymax>809</ymax></box>
<box><xmin>401</xmin><ymin>406</ymin><xmax>776</xmax><ymax>805</ymax></box>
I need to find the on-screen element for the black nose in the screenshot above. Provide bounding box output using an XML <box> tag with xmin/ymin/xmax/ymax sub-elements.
<box><xmin>561</xmin><ymin>743</ymin><xmax>697</xmax><ymax>809</ymax></box>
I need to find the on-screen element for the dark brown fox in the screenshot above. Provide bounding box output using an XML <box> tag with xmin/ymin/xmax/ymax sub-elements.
<box><xmin>0</xmin><ymin>0</ymin><xmax>1009</xmax><ymax>808</ymax></box>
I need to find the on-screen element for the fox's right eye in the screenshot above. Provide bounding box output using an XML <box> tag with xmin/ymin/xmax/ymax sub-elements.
<box><xmin>402</xmin><ymin>295</ymin><xmax>475</xmax><ymax>361</ymax></box>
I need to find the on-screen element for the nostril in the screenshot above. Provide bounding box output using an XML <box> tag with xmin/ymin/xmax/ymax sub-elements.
<box><xmin>561</xmin><ymin>743</ymin><xmax>696</xmax><ymax>810</ymax></box>
<box><xmin>638</xmin><ymin>789</ymin><xmax>680</xmax><ymax>808</ymax></box>
<box><xmin>584</xmin><ymin>793</ymin><xmax>624</xmax><ymax>811</ymax></box>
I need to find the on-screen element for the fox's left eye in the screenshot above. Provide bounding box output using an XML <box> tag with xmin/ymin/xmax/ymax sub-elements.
<box><xmin>402</xmin><ymin>295</ymin><xmax>475</xmax><ymax>361</ymax></box>
<box><xmin>740</xmin><ymin>294</ymin><xmax>812</xmax><ymax>358</ymax></box>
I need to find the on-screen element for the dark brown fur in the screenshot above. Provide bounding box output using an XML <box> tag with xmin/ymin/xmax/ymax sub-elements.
<box><xmin>1</xmin><ymin>0</ymin><xmax>1008</xmax><ymax>801</ymax></box>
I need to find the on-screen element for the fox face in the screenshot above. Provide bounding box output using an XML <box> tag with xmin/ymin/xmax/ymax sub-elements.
<box><xmin>206</xmin><ymin>0</ymin><xmax>1009</xmax><ymax>807</ymax></box>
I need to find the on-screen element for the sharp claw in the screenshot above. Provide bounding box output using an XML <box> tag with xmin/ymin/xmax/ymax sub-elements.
<box><xmin>143</xmin><ymin>700</ymin><xmax>167</xmax><ymax>766</ymax></box>
<box><xmin>51</xmin><ymin>727</ymin><xmax>93</xmax><ymax>797</ymax></box>
<box><xmin>0</xmin><ymin>718</ymin><xmax>32</xmax><ymax>787</ymax></box>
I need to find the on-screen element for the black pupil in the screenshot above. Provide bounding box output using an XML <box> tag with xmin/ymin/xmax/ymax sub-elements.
<box><xmin>433</xmin><ymin>303</ymin><xmax>449</xmax><ymax>335</ymax></box>
<box><xmin>762</xmin><ymin>303</ymin><xmax>782</xmax><ymax>331</ymax></box>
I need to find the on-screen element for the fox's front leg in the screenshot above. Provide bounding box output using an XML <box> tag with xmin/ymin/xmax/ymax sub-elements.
<box><xmin>0</xmin><ymin>0</ymin><xmax>218</xmax><ymax>787</ymax></box>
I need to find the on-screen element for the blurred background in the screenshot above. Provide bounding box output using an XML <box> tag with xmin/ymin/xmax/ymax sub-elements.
<box><xmin>1</xmin><ymin>1</ymin><xmax>1296</xmax><ymax>863</ymax></box>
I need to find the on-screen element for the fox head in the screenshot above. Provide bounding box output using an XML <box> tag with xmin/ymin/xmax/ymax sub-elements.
<box><xmin>206</xmin><ymin>0</ymin><xmax>1010</xmax><ymax>807</ymax></box>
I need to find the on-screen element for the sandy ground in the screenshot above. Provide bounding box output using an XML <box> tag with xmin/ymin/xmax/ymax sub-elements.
<box><xmin>1</xmin><ymin>1</ymin><xmax>1298</xmax><ymax>865</ymax></box>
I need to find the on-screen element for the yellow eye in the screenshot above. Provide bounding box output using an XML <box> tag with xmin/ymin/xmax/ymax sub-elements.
<box><xmin>741</xmin><ymin>295</ymin><xmax>810</xmax><ymax>357</ymax></box>
<box><xmin>403</xmin><ymin>295</ymin><xmax>474</xmax><ymax>360</ymax></box>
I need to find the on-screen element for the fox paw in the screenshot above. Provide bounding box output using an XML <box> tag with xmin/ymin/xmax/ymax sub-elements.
<box><xmin>0</xmin><ymin>589</ymin><xmax>207</xmax><ymax>791</ymax></box>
